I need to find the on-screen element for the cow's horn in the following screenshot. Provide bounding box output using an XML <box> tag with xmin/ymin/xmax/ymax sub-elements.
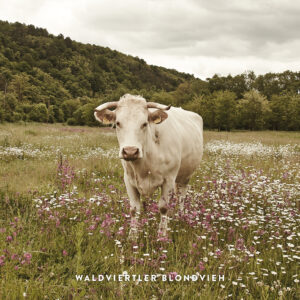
<box><xmin>147</xmin><ymin>102</ymin><xmax>171</xmax><ymax>110</ymax></box>
<box><xmin>94</xmin><ymin>102</ymin><xmax>118</xmax><ymax>112</ymax></box>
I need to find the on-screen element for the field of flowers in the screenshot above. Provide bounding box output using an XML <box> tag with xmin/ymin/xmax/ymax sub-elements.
<box><xmin>0</xmin><ymin>123</ymin><xmax>299</xmax><ymax>299</ymax></box>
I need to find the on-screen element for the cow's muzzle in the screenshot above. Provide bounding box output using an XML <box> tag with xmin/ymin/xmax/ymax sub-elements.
<box><xmin>122</xmin><ymin>146</ymin><xmax>140</xmax><ymax>161</ymax></box>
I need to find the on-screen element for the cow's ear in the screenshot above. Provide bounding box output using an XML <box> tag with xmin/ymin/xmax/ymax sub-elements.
<box><xmin>148</xmin><ymin>109</ymin><xmax>168</xmax><ymax>124</ymax></box>
<box><xmin>94</xmin><ymin>109</ymin><xmax>116</xmax><ymax>124</ymax></box>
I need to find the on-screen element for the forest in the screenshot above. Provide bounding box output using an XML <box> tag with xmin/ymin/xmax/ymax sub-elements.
<box><xmin>0</xmin><ymin>20</ymin><xmax>299</xmax><ymax>130</ymax></box>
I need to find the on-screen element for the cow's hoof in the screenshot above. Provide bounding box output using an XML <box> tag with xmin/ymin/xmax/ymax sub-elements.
<box><xmin>128</xmin><ymin>228</ymin><xmax>138</xmax><ymax>241</ymax></box>
<box><xmin>157</xmin><ymin>228</ymin><xmax>168</xmax><ymax>240</ymax></box>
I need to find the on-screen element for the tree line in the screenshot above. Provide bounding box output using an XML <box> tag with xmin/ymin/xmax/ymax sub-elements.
<box><xmin>0</xmin><ymin>20</ymin><xmax>299</xmax><ymax>130</ymax></box>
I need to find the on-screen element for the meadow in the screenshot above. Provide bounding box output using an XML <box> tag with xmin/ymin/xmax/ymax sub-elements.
<box><xmin>0</xmin><ymin>123</ymin><xmax>299</xmax><ymax>299</ymax></box>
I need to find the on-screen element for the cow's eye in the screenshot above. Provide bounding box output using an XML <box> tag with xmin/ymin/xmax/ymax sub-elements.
<box><xmin>141</xmin><ymin>122</ymin><xmax>148</xmax><ymax>129</ymax></box>
<box><xmin>116</xmin><ymin>121</ymin><xmax>121</xmax><ymax>127</ymax></box>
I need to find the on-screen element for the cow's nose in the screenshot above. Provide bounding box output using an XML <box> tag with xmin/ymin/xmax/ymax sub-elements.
<box><xmin>122</xmin><ymin>147</ymin><xmax>139</xmax><ymax>161</ymax></box>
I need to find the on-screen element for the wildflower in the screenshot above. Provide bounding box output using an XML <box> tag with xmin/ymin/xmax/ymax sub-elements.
<box><xmin>6</xmin><ymin>235</ymin><xmax>13</xmax><ymax>242</ymax></box>
<box><xmin>62</xmin><ymin>250</ymin><xmax>68</xmax><ymax>256</ymax></box>
<box><xmin>168</xmin><ymin>272</ymin><xmax>178</xmax><ymax>280</ymax></box>
<box><xmin>11</xmin><ymin>254</ymin><xmax>18</xmax><ymax>260</ymax></box>
<box><xmin>0</xmin><ymin>255</ymin><xmax>5</xmax><ymax>266</ymax></box>
<box><xmin>235</xmin><ymin>238</ymin><xmax>245</xmax><ymax>250</ymax></box>
<box><xmin>88</xmin><ymin>224</ymin><xmax>97</xmax><ymax>231</ymax></box>
<box><xmin>271</xmin><ymin>271</ymin><xmax>277</xmax><ymax>275</ymax></box>
<box><xmin>24</xmin><ymin>253</ymin><xmax>32</xmax><ymax>263</ymax></box>
<box><xmin>198</xmin><ymin>261</ymin><xmax>205</xmax><ymax>271</ymax></box>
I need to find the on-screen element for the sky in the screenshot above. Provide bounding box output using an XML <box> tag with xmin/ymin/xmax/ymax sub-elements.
<box><xmin>0</xmin><ymin>0</ymin><xmax>299</xmax><ymax>79</ymax></box>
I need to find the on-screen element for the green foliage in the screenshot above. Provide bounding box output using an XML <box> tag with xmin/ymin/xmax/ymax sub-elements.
<box><xmin>214</xmin><ymin>91</ymin><xmax>237</xmax><ymax>131</ymax></box>
<box><xmin>270</xmin><ymin>94</ymin><xmax>300</xmax><ymax>130</ymax></box>
<box><xmin>28</xmin><ymin>103</ymin><xmax>48</xmax><ymax>122</ymax></box>
<box><xmin>184</xmin><ymin>95</ymin><xmax>216</xmax><ymax>129</ymax></box>
<box><xmin>73</xmin><ymin>102</ymin><xmax>99</xmax><ymax>126</ymax></box>
<box><xmin>0</xmin><ymin>20</ymin><xmax>299</xmax><ymax>130</ymax></box>
<box><xmin>237</xmin><ymin>90</ymin><xmax>270</xmax><ymax>130</ymax></box>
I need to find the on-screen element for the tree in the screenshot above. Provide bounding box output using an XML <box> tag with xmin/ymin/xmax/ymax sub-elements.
<box><xmin>214</xmin><ymin>91</ymin><xmax>237</xmax><ymax>131</ymax></box>
<box><xmin>28</xmin><ymin>103</ymin><xmax>48</xmax><ymax>122</ymax></box>
<box><xmin>287</xmin><ymin>95</ymin><xmax>300</xmax><ymax>130</ymax></box>
<box><xmin>183</xmin><ymin>95</ymin><xmax>216</xmax><ymax>129</ymax></box>
<box><xmin>10</xmin><ymin>73</ymin><xmax>30</xmax><ymax>102</ymax></box>
<box><xmin>150</xmin><ymin>91</ymin><xmax>175</xmax><ymax>106</ymax></box>
<box><xmin>270</xmin><ymin>94</ymin><xmax>300</xmax><ymax>130</ymax></box>
<box><xmin>61</xmin><ymin>99</ymin><xmax>81</xmax><ymax>120</ymax></box>
<box><xmin>237</xmin><ymin>90</ymin><xmax>270</xmax><ymax>130</ymax></box>
<box><xmin>0</xmin><ymin>67</ymin><xmax>12</xmax><ymax>94</ymax></box>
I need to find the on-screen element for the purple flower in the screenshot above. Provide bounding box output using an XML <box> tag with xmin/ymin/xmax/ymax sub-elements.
<box><xmin>0</xmin><ymin>255</ymin><xmax>5</xmax><ymax>266</ymax></box>
<box><xmin>11</xmin><ymin>254</ymin><xmax>18</xmax><ymax>260</ymax></box>
<box><xmin>88</xmin><ymin>224</ymin><xmax>97</xmax><ymax>231</ymax></box>
<box><xmin>168</xmin><ymin>272</ymin><xmax>178</xmax><ymax>280</ymax></box>
<box><xmin>24</xmin><ymin>253</ymin><xmax>32</xmax><ymax>263</ymax></box>
<box><xmin>235</xmin><ymin>238</ymin><xmax>245</xmax><ymax>251</ymax></box>
<box><xmin>198</xmin><ymin>261</ymin><xmax>205</xmax><ymax>271</ymax></box>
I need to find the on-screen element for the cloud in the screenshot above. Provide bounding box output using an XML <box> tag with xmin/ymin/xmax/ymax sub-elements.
<box><xmin>0</xmin><ymin>0</ymin><xmax>299</xmax><ymax>78</ymax></box>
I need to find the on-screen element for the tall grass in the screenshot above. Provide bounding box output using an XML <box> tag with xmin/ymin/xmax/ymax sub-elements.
<box><xmin>0</xmin><ymin>123</ymin><xmax>299</xmax><ymax>299</ymax></box>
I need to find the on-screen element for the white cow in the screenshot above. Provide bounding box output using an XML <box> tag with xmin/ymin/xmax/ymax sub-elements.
<box><xmin>94</xmin><ymin>94</ymin><xmax>203</xmax><ymax>239</ymax></box>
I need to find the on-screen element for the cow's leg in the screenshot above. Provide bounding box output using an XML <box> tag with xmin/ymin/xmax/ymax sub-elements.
<box><xmin>124</xmin><ymin>174</ymin><xmax>140</xmax><ymax>240</ymax></box>
<box><xmin>158</xmin><ymin>179</ymin><xmax>175</xmax><ymax>237</ymax></box>
<box><xmin>176</xmin><ymin>183</ymin><xmax>189</xmax><ymax>213</ymax></box>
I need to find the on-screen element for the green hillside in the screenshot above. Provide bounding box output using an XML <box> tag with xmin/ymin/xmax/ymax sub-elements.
<box><xmin>0</xmin><ymin>20</ymin><xmax>195</xmax><ymax>124</ymax></box>
<box><xmin>0</xmin><ymin>20</ymin><xmax>299</xmax><ymax>130</ymax></box>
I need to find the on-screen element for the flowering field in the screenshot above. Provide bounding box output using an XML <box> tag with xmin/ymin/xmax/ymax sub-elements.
<box><xmin>0</xmin><ymin>123</ymin><xmax>299</xmax><ymax>299</ymax></box>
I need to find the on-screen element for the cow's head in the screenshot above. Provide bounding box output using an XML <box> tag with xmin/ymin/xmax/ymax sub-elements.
<box><xmin>94</xmin><ymin>94</ymin><xmax>170</xmax><ymax>161</ymax></box>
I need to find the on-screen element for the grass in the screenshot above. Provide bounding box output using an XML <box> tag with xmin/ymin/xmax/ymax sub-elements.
<box><xmin>0</xmin><ymin>123</ymin><xmax>299</xmax><ymax>299</ymax></box>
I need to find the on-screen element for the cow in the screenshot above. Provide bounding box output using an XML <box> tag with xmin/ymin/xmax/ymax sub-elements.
<box><xmin>94</xmin><ymin>94</ymin><xmax>203</xmax><ymax>239</ymax></box>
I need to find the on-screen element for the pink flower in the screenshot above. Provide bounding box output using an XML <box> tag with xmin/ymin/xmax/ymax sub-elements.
<box><xmin>88</xmin><ymin>224</ymin><xmax>97</xmax><ymax>231</ymax></box>
<box><xmin>235</xmin><ymin>238</ymin><xmax>245</xmax><ymax>250</ymax></box>
<box><xmin>11</xmin><ymin>254</ymin><xmax>18</xmax><ymax>260</ymax></box>
<box><xmin>101</xmin><ymin>214</ymin><xmax>114</xmax><ymax>228</ymax></box>
<box><xmin>6</xmin><ymin>235</ymin><xmax>13</xmax><ymax>242</ymax></box>
<box><xmin>24</xmin><ymin>253</ymin><xmax>32</xmax><ymax>263</ymax></box>
<box><xmin>198</xmin><ymin>261</ymin><xmax>205</xmax><ymax>271</ymax></box>
<box><xmin>0</xmin><ymin>255</ymin><xmax>5</xmax><ymax>266</ymax></box>
<box><xmin>168</xmin><ymin>272</ymin><xmax>178</xmax><ymax>280</ymax></box>
<box><xmin>62</xmin><ymin>250</ymin><xmax>68</xmax><ymax>256</ymax></box>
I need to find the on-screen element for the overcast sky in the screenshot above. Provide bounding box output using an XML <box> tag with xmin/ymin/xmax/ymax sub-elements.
<box><xmin>0</xmin><ymin>0</ymin><xmax>299</xmax><ymax>79</ymax></box>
